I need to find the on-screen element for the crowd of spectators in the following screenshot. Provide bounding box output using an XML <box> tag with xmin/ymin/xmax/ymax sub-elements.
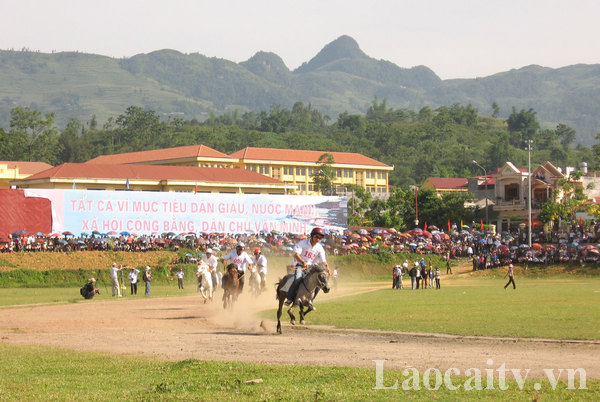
<box><xmin>2</xmin><ymin>222</ymin><xmax>600</xmax><ymax>266</ymax></box>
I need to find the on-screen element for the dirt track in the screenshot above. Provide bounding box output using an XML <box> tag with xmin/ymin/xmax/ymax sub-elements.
<box><xmin>1</xmin><ymin>277</ymin><xmax>599</xmax><ymax>379</ymax></box>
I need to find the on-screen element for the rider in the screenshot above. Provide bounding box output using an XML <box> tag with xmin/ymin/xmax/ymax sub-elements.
<box><xmin>284</xmin><ymin>227</ymin><xmax>330</xmax><ymax>307</ymax></box>
<box><xmin>222</xmin><ymin>242</ymin><xmax>253</xmax><ymax>292</ymax></box>
<box><xmin>253</xmin><ymin>247</ymin><xmax>268</xmax><ymax>290</ymax></box>
<box><xmin>202</xmin><ymin>248</ymin><xmax>219</xmax><ymax>288</ymax></box>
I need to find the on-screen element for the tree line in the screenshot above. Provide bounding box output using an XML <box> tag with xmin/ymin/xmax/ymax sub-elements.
<box><xmin>1</xmin><ymin>99</ymin><xmax>598</xmax><ymax>230</ymax></box>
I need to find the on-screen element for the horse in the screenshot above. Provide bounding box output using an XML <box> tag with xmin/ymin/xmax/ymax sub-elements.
<box><xmin>196</xmin><ymin>262</ymin><xmax>213</xmax><ymax>303</ymax></box>
<box><xmin>248</xmin><ymin>266</ymin><xmax>262</xmax><ymax>297</ymax></box>
<box><xmin>221</xmin><ymin>263</ymin><xmax>240</xmax><ymax>309</ymax></box>
<box><xmin>275</xmin><ymin>264</ymin><xmax>330</xmax><ymax>334</ymax></box>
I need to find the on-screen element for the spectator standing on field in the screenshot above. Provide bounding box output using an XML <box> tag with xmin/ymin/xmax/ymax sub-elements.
<box><xmin>109</xmin><ymin>262</ymin><xmax>123</xmax><ymax>297</ymax></box>
<box><xmin>176</xmin><ymin>267</ymin><xmax>184</xmax><ymax>289</ymax></box>
<box><xmin>128</xmin><ymin>267</ymin><xmax>140</xmax><ymax>295</ymax></box>
<box><xmin>143</xmin><ymin>266</ymin><xmax>152</xmax><ymax>295</ymax></box>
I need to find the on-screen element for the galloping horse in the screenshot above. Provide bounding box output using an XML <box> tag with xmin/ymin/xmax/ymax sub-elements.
<box><xmin>275</xmin><ymin>264</ymin><xmax>330</xmax><ymax>334</ymax></box>
<box><xmin>248</xmin><ymin>266</ymin><xmax>262</xmax><ymax>297</ymax></box>
<box><xmin>221</xmin><ymin>263</ymin><xmax>240</xmax><ymax>309</ymax></box>
<box><xmin>196</xmin><ymin>261</ymin><xmax>213</xmax><ymax>303</ymax></box>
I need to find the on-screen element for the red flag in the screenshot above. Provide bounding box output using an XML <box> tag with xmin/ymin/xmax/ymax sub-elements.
<box><xmin>480</xmin><ymin>219</ymin><xmax>484</xmax><ymax>230</ymax></box>
<box><xmin>580</xmin><ymin>216</ymin><xmax>583</xmax><ymax>226</ymax></box>
<box><xmin>194</xmin><ymin>184</ymin><xmax>197</xmax><ymax>194</ymax></box>
<box><xmin>448</xmin><ymin>219</ymin><xmax>451</xmax><ymax>232</ymax></box>
<box><xmin>424</xmin><ymin>222</ymin><xmax>427</xmax><ymax>231</ymax></box>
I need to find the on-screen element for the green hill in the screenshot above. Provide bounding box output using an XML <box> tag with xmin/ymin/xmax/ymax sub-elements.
<box><xmin>1</xmin><ymin>36</ymin><xmax>600</xmax><ymax>144</ymax></box>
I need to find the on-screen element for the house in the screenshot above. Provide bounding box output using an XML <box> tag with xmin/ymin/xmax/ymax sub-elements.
<box><xmin>0</xmin><ymin>161</ymin><xmax>53</xmax><ymax>189</ymax></box>
<box><xmin>10</xmin><ymin>163</ymin><xmax>290</xmax><ymax>194</ymax></box>
<box><xmin>493</xmin><ymin>161</ymin><xmax>564</xmax><ymax>231</ymax></box>
<box><xmin>421</xmin><ymin>178</ymin><xmax>468</xmax><ymax>195</ymax></box>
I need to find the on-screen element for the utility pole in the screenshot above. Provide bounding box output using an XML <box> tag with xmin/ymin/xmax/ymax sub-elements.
<box><xmin>526</xmin><ymin>140</ymin><xmax>533</xmax><ymax>247</ymax></box>
<box><xmin>472</xmin><ymin>160</ymin><xmax>489</xmax><ymax>227</ymax></box>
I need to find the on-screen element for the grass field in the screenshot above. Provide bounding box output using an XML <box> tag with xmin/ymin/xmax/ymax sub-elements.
<box><xmin>0</xmin><ymin>344</ymin><xmax>596</xmax><ymax>401</ymax></box>
<box><xmin>294</xmin><ymin>277</ymin><xmax>600</xmax><ymax>339</ymax></box>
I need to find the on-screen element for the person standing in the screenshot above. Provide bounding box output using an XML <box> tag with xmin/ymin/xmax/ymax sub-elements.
<box><xmin>445</xmin><ymin>252</ymin><xmax>453</xmax><ymax>274</ymax></box>
<box><xmin>409</xmin><ymin>262</ymin><xmax>417</xmax><ymax>290</ymax></box>
<box><xmin>253</xmin><ymin>247</ymin><xmax>268</xmax><ymax>291</ymax></box>
<box><xmin>176</xmin><ymin>267</ymin><xmax>185</xmax><ymax>290</ymax></box>
<box><xmin>222</xmin><ymin>242</ymin><xmax>253</xmax><ymax>293</ymax></box>
<box><xmin>392</xmin><ymin>265</ymin><xmax>400</xmax><ymax>289</ymax></box>
<box><xmin>332</xmin><ymin>267</ymin><xmax>339</xmax><ymax>289</ymax></box>
<box><xmin>504</xmin><ymin>263</ymin><xmax>516</xmax><ymax>289</ymax></box>
<box><xmin>109</xmin><ymin>262</ymin><xmax>123</xmax><ymax>297</ymax></box>
<box><xmin>435</xmin><ymin>267</ymin><xmax>441</xmax><ymax>289</ymax></box>
<box><xmin>284</xmin><ymin>227</ymin><xmax>329</xmax><ymax>306</ymax></box>
<box><xmin>143</xmin><ymin>266</ymin><xmax>152</xmax><ymax>295</ymax></box>
<box><xmin>128</xmin><ymin>267</ymin><xmax>140</xmax><ymax>295</ymax></box>
<box><xmin>202</xmin><ymin>248</ymin><xmax>219</xmax><ymax>289</ymax></box>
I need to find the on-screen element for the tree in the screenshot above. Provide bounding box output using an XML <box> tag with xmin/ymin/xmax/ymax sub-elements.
<box><xmin>538</xmin><ymin>173</ymin><xmax>587</xmax><ymax>227</ymax></box>
<box><xmin>8</xmin><ymin>106</ymin><xmax>60</xmax><ymax>164</ymax></box>
<box><xmin>555</xmin><ymin>123</ymin><xmax>576</xmax><ymax>151</ymax></box>
<box><xmin>491</xmin><ymin>102</ymin><xmax>500</xmax><ymax>118</ymax></box>
<box><xmin>311</xmin><ymin>153</ymin><xmax>336</xmax><ymax>195</ymax></box>
<box><xmin>506</xmin><ymin>107</ymin><xmax>540</xmax><ymax>146</ymax></box>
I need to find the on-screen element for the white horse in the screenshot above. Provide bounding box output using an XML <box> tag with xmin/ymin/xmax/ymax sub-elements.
<box><xmin>196</xmin><ymin>262</ymin><xmax>213</xmax><ymax>303</ymax></box>
<box><xmin>248</xmin><ymin>266</ymin><xmax>262</xmax><ymax>296</ymax></box>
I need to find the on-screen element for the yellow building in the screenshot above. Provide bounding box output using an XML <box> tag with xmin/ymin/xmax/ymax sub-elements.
<box><xmin>0</xmin><ymin>161</ymin><xmax>53</xmax><ymax>189</ymax></box>
<box><xmin>11</xmin><ymin>163</ymin><xmax>290</xmax><ymax>194</ymax></box>
<box><xmin>230</xmin><ymin>147</ymin><xmax>393</xmax><ymax>196</ymax></box>
<box><xmin>84</xmin><ymin>145</ymin><xmax>393</xmax><ymax>196</ymax></box>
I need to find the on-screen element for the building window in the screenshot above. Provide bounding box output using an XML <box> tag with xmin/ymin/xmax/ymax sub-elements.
<box><xmin>296</xmin><ymin>167</ymin><xmax>306</xmax><ymax>176</ymax></box>
<box><xmin>259</xmin><ymin>165</ymin><xmax>270</xmax><ymax>175</ymax></box>
<box><xmin>284</xmin><ymin>166</ymin><xmax>293</xmax><ymax>175</ymax></box>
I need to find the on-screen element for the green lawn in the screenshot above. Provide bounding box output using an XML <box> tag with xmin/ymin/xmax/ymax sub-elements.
<box><xmin>0</xmin><ymin>344</ymin><xmax>596</xmax><ymax>401</ymax></box>
<box><xmin>275</xmin><ymin>278</ymin><xmax>600</xmax><ymax>339</ymax></box>
<box><xmin>0</xmin><ymin>282</ymin><xmax>201</xmax><ymax>307</ymax></box>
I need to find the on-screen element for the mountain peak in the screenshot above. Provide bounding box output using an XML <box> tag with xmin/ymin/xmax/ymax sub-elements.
<box><xmin>295</xmin><ymin>35</ymin><xmax>367</xmax><ymax>73</ymax></box>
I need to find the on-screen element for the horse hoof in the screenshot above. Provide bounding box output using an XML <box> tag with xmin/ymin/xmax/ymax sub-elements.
<box><xmin>300</xmin><ymin>320</ymin><xmax>305</xmax><ymax>325</ymax></box>
<box><xmin>290</xmin><ymin>320</ymin><xmax>295</xmax><ymax>326</ymax></box>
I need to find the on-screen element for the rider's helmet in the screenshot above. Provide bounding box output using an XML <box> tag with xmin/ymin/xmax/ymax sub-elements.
<box><xmin>236</xmin><ymin>242</ymin><xmax>245</xmax><ymax>249</ymax></box>
<box><xmin>310</xmin><ymin>227</ymin><xmax>325</xmax><ymax>238</ymax></box>
<box><xmin>253</xmin><ymin>247</ymin><xmax>261</xmax><ymax>254</ymax></box>
<box><xmin>205</xmin><ymin>248</ymin><xmax>213</xmax><ymax>254</ymax></box>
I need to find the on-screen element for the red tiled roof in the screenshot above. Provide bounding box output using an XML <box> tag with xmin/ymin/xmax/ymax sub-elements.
<box><xmin>229</xmin><ymin>147</ymin><xmax>391</xmax><ymax>167</ymax></box>
<box><xmin>424</xmin><ymin>178</ymin><xmax>468</xmax><ymax>190</ymax></box>
<box><xmin>24</xmin><ymin>163</ymin><xmax>284</xmax><ymax>184</ymax></box>
<box><xmin>0</xmin><ymin>161</ymin><xmax>53</xmax><ymax>175</ymax></box>
<box><xmin>470</xmin><ymin>175</ymin><xmax>495</xmax><ymax>185</ymax></box>
<box><xmin>85</xmin><ymin>145</ymin><xmax>232</xmax><ymax>164</ymax></box>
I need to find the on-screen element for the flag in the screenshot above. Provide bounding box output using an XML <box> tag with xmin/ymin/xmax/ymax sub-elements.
<box><xmin>580</xmin><ymin>216</ymin><xmax>583</xmax><ymax>226</ymax></box>
<box><xmin>72</xmin><ymin>182</ymin><xmax>76</xmax><ymax>190</ymax></box>
<box><xmin>126</xmin><ymin>178</ymin><xmax>130</xmax><ymax>189</ymax></box>
<box><xmin>448</xmin><ymin>219</ymin><xmax>451</xmax><ymax>232</ymax></box>
<box><xmin>424</xmin><ymin>222</ymin><xmax>427</xmax><ymax>231</ymax></box>
<box><xmin>194</xmin><ymin>184</ymin><xmax>197</xmax><ymax>194</ymax></box>
<box><xmin>460</xmin><ymin>220</ymin><xmax>463</xmax><ymax>229</ymax></box>
<box><xmin>480</xmin><ymin>219</ymin><xmax>484</xmax><ymax>231</ymax></box>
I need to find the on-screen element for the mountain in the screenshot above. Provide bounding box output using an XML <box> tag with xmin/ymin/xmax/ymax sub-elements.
<box><xmin>1</xmin><ymin>36</ymin><xmax>599</xmax><ymax>144</ymax></box>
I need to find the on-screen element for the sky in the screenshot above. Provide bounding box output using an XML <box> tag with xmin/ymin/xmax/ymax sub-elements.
<box><xmin>3</xmin><ymin>0</ymin><xmax>600</xmax><ymax>80</ymax></box>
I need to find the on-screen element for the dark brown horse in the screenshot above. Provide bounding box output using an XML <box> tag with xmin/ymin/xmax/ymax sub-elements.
<box><xmin>276</xmin><ymin>264</ymin><xmax>330</xmax><ymax>334</ymax></box>
<box><xmin>222</xmin><ymin>263</ymin><xmax>240</xmax><ymax>309</ymax></box>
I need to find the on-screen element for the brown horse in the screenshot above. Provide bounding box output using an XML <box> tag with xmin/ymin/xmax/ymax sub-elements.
<box><xmin>276</xmin><ymin>264</ymin><xmax>330</xmax><ymax>334</ymax></box>
<box><xmin>222</xmin><ymin>263</ymin><xmax>240</xmax><ymax>309</ymax></box>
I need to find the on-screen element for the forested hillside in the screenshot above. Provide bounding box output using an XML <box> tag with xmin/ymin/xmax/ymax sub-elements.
<box><xmin>2</xmin><ymin>35</ymin><xmax>600</xmax><ymax>144</ymax></box>
<box><xmin>1</xmin><ymin>101</ymin><xmax>596</xmax><ymax>189</ymax></box>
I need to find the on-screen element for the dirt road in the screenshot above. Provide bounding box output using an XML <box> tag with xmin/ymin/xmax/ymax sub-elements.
<box><xmin>1</xmin><ymin>277</ymin><xmax>599</xmax><ymax>378</ymax></box>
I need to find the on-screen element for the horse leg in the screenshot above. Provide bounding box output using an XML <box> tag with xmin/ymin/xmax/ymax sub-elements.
<box><xmin>288</xmin><ymin>304</ymin><xmax>296</xmax><ymax>325</ymax></box>
<box><xmin>276</xmin><ymin>297</ymin><xmax>284</xmax><ymax>334</ymax></box>
<box><xmin>299</xmin><ymin>304</ymin><xmax>306</xmax><ymax>325</ymax></box>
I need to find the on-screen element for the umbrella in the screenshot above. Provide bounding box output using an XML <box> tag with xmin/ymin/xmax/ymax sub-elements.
<box><xmin>428</xmin><ymin>225</ymin><xmax>439</xmax><ymax>231</ymax></box>
<box><xmin>91</xmin><ymin>230</ymin><xmax>101</xmax><ymax>235</ymax></box>
<box><xmin>63</xmin><ymin>231</ymin><xmax>73</xmax><ymax>236</ymax></box>
<box><xmin>531</xmin><ymin>243</ymin><xmax>543</xmax><ymax>250</ymax></box>
<box><xmin>543</xmin><ymin>244</ymin><xmax>557</xmax><ymax>250</ymax></box>
<box><xmin>588</xmin><ymin>248</ymin><xmax>600</xmax><ymax>255</ymax></box>
<box><xmin>107</xmin><ymin>231</ymin><xmax>119</xmax><ymax>236</ymax></box>
<box><xmin>581</xmin><ymin>245</ymin><xmax>597</xmax><ymax>251</ymax></box>
<box><xmin>358</xmin><ymin>229</ymin><xmax>368</xmax><ymax>235</ymax></box>
<box><xmin>36</xmin><ymin>232</ymin><xmax>44</xmax><ymax>236</ymax></box>
<box><xmin>510</xmin><ymin>246</ymin><xmax>519</xmax><ymax>250</ymax></box>
<box><xmin>120</xmin><ymin>231</ymin><xmax>130</xmax><ymax>236</ymax></box>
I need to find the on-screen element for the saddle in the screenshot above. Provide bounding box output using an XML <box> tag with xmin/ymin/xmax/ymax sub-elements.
<box><xmin>279</xmin><ymin>273</ymin><xmax>295</xmax><ymax>293</ymax></box>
